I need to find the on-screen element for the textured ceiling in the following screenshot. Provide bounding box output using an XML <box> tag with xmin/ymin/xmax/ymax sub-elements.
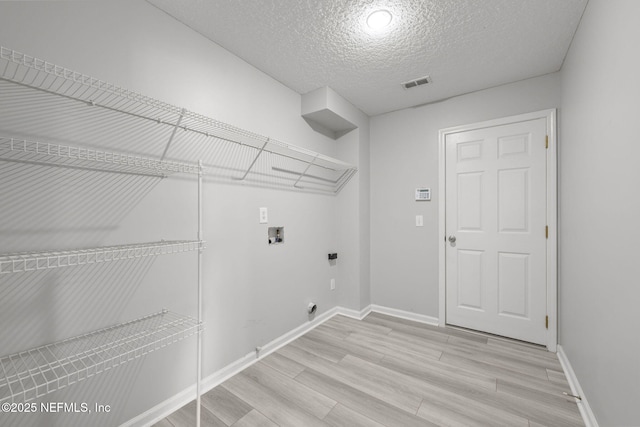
<box><xmin>147</xmin><ymin>0</ymin><xmax>588</xmax><ymax>116</ymax></box>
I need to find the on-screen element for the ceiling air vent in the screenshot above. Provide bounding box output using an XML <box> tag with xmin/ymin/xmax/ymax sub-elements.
<box><xmin>402</xmin><ymin>75</ymin><xmax>431</xmax><ymax>90</ymax></box>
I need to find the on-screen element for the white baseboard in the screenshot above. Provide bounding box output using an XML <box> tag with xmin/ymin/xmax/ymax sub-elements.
<box><xmin>556</xmin><ymin>345</ymin><xmax>599</xmax><ymax>427</ymax></box>
<box><xmin>121</xmin><ymin>304</ymin><xmax>435</xmax><ymax>426</ymax></box>
<box><xmin>369</xmin><ymin>304</ymin><xmax>439</xmax><ymax>326</ymax></box>
<box><xmin>119</xmin><ymin>383</ymin><xmax>197</xmax><ymax>427</ymax></box>
<box><xmin>122</xmin><ymin>306</ymin><xmax>341</xmax><ymax>426</ymax></box>
<box><xmin>336</xmin><ymin>304</ymin><xmax>372</xmax><ymax>320</ymax></box>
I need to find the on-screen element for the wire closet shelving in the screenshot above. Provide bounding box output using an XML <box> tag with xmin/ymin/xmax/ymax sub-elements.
<box><xmin>0</xmin><ymin>43</ymin><xmax>356</xmax><ymax>426</ymax></box>
<box><xmin>0</xmin><ymin>240</ymin><xmax>203</xmax><ymax>274</ymax></box>
<box><xmin>0</xmin><ymin>310</ymin><xmax>199</xmax><ymax>404</ymax></box>
<box><xmin>0</xmin><ymin>136</ymin><xmax>201</xmax><ymax>177</ymax></box>
<box><xmin>0</xmin><ymin>54</ymin><xmax>207</xmax><ymax>412</ymax></box>
<box><xmin>0</xmin><ymin>47</ymin><xmax>358</xmax><ymax>194</ymax></box>
<box><xmin>0</xmin><ymin>237</ymin><xmax>204</xmax><ymax>405</ymax></box>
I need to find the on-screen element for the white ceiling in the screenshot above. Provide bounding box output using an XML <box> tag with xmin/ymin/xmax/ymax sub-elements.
<box><xmin>147</xmin><ymin>0</ymin><xmax>588</xmax><ymax>117</ymax></box>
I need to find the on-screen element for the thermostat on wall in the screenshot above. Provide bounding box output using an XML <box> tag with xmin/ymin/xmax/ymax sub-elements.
<box><xmin>415</xmin><ymin>188</ymin><xmax>431</xmax><ymax>201</ymax></box>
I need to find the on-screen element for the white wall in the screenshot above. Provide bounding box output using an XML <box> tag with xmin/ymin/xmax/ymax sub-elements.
<box><xmin>370</xmin><ymin>73</ymin><xmax>561</xmax><ymax>317</ymax></box>
<box><xmin>559</xmin><ymin>1</ymin><xmax>640</xmax><ymax>425</ymax></box>
<box><xmin>0</xmin><ymin>1</ymin><xmax>364</xmax><ymax>425</ymax></box>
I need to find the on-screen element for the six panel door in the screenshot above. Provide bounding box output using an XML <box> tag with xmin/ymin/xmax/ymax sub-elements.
<box><xmin>445</xmin><ymin>118</ymin><xmax>547</xmax><ymax>344</ymax></box>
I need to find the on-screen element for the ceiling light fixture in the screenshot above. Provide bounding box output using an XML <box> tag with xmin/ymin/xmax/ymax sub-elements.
<box><xmin>367</xmin><ymin>9</ymin><xmax>392</xmax><ymax>30</ymax></box>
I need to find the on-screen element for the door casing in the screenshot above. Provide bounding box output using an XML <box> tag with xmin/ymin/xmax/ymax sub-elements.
<box><xmin>438</xmin><ymin>109</ymin><xmax>557</xmax><ymax>351</ymax></box>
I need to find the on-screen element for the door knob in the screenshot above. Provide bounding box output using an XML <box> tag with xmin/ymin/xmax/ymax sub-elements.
<box><xmin>448</xmin><ymin>235</ymin><xmax>456</xmax><ymax>243</ymax></box>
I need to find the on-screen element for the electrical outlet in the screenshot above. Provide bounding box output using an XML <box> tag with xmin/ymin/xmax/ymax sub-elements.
<box><xmin>259</xmin><ymin>207</ymin><xmax>268</xmax><ymax>224</ymax></box>
<box><xmin>330</xmin><ymin>278</ymin><xmax>335</xmax><ymax>290</ymax></box>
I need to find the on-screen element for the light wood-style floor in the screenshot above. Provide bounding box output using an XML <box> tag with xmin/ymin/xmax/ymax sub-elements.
<box><xmin>154</xmin><ymin>313</ymin><xmax>584</xmax><ymax>427</ymax></box>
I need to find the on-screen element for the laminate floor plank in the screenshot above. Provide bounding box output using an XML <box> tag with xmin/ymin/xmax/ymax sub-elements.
<box><xmin>529</xmin><ymin>420</ymin><xmax>573</xmax><ymax>427</ymax></box>
<box><xmin>361</xmin><ymin>312</ymin><xmax>451</xmax><ymax>344</ymax></box>
<box><xmin>439</xmin><ymin>350</ymin><xmax>562</xmax><ymax>396</ymax></box>
<box><xmin>387</xmin><ymin>329</ymin><xmax>450</xmax><ymax>354</ymax></box>
<box><xmin>166</xmin><ymin>400</ymin><xmax>226</xmax><ymax>427</ymax></box>
<box><xmin>260</xmin><ymin>351</ymin><xmax>306</xmax><ymax>378</ymax></box>
<box><xmin>224</xmin><ymin>373</ymin><xmax>327</xmax><ymax>427</ymax></box>
<box><xmin>372</xmin><ymin>329</ymin><xmax>448</xmax><ymax>358</ymax></box>
<box><xmin>443</xmin><ymin>376</ymin><xmax>583</xmax><ymax>426</ymax></box>
<box><xmin>151</xmin><ymin>419</ymin><xmax>175</xmax><ymax>427</ymax></box>
<box><xmin>231</xmin><ymin>409</ymin><xmax>279</xmax><ymax>427</ymax></box>
<box><xmin>290</xmin><ymin>334</ymin><xmax>348</xmax><ymax>363</ymax></box>
<box><xmin>222</xmin><ymin>374</ymin><xmax>329</xmax><ymax>427</ymax></box>
<box><xmin>304</xmin><ymin>326</ymin><xmax>386</xmax><ymax>363</ymax></box>
<box><xmin>324</xmin><ymin>314</ymin><xmax>393</xmax><ymax>336</ymax></box>
<box><xmin>441</xmin><ymin>346</ymin><xmax>551</xmax><ymax>380</ymax></box>
<box><xmin>157</xmin><ymin>313</ymin><xmax>583</xmax><ymax>427</ymax></box>
<box><xmin>312</xmin><ymin>322</ymin><xmax>352</xmax><ymax>340</ymax></box>
<box><xmin>280</xmin><ymin>344</ymin><xmax>423</xmax><ymax>414</ymax></box>
<box><xmin>417</xmin><ymin>397</ymin><xmax>527</xmax><ymax>427</ymax></box>
<box><xmin>201</xmin><ymin>382</ymin><xmax>253</xmax><ymax>425</ymax></box>
<box><xmin>547</xmin><ymin>368</ymin><xmax>572</xmax><ymax>387</ymax></box>
<box><xmin>424</xmin><ymin>370</ymin><xmax>581</xmax><ymax>427</ymax></box>
<box><xmin>296</xmin><ymin>368</ymin><xmax>436</xmax><ymax>427</ymax></box>
<box><xmin>345</xmin><ymin>330</ymin><xmax>443</xmax><ymax>362</ymax></box>
<box><xmin>487</xmin><ymin>336</ymin><xmax>560</xmax><ymax>361</ymax></box>
<box><xmin>277</xmin><ymin>343</ymin><xmax>338</xmax><ymax>374</ymax></box>
<box><xmin>364</xmin><ymin>312</ymin><xmax>487</xmax><ymax>343</ymax></box>
<box><xmin>377</xmin><ymin>351</ymin><xmax>498</xmax><ymax>392</ymax></box>
<box><xmin>340</xmin><ymin>353</ymin><xmax>529</xmax><ymax>427</ymax></box>
<box><xmin>438</xmin><ymin>353</ymin><xmax>580</xmax><ymax>417</ymax></box>
<box><xmin>497</xmin><ymin>379</ymin><xmax>583</xmax><ymax>416</ymax></box>
<box><xmin>448</xmin><ymin>335</ymin><xmax>563</xmax><ymax>371</ymax></box>
<box><xmin>322</xmin><ymin>403</ymin><xmax>387</xmax><ymax>427</ymax></box>
<box><xmin>243</xmin><ymin>362</ymin><xmax>337</xmax><ymax>419</ymax></box>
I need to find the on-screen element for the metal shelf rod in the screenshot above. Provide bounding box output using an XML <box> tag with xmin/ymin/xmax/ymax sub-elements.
<box><xmin>294</xmin><ymin>155</ymin><xmax>319</xmax><ymax>188</ymax></box>
<box><xmin>0</xmin><ymin>240</ymin><xmax>204</xmax><ymax>274</ymax></box>
<box><xmin>234</xmin><ymin>138</ymin><xmax>269</xmax><ymax>181</ymax></box>
<box><xmin>0</xmin><ymin>137</ymin><xmax>200</xmax><ymax>176</ymax></box>
<box><xmin>161</xmin><ymin>108</ymin><xmax>186</xmax><ymax>161</ymax></box>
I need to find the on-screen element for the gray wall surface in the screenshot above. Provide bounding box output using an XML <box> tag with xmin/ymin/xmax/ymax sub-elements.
<box><xmin>559</xmin><ymin>0</ymin><xmax>640</xmax><ymax>425</ymax></box>
<box><xmin>4</xmin><ymin>0</ymin><xmax>640</xmax><ymax>425</ymax></box>
<box><xmin>369</xmin><ymin>73</ymin><xmax>561</xmax><ymax>317</ymax></box>
<box><xmin>0</xmin><ymin>1</ymin><xmax>368</xmax><ymax>425</ymax></box>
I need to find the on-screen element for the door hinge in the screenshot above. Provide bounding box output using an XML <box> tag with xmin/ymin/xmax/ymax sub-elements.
<box><xmin>545</xmin><ymin>225</ymin><xmax>549</xmax><ymax>239</ymax></box>
<box><xmin>545</xmin><ymin>315</ymin><xmax>549</xmax><ymax>329</ymax></box>
<box><xmin>545</xmin><ymin>135</ymin><xmax>549</xmax><ymax>149</ymax></box>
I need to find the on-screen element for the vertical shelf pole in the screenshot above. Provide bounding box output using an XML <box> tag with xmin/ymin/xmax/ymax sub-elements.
<box><xmin>196</xmin><ymin>160</ymin><xmax>203</xmax><ymax>427</ymax></box>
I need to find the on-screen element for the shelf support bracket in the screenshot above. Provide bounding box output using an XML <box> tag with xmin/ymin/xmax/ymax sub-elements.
<box><xmin>234</xmin><ymin>138</ymin><xmax>269</xmax><ymax>181</ymax></box>
<box><xmin>161</xmin><ymin>108</ymin><xmax>186</xmax><ymax>161</ymax></box>
<box><xmin>335</xmin><ymin>168</ymin><xmax>357</xmax><ymax>194</ymax></box>
<box><xmin>293</xmin><ymin>155</ymin><xmax>319</xmax><ymax>189</ymax></box>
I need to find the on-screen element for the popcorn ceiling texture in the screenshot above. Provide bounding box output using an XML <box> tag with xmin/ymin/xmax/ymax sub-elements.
<box><xmin>148</xmin><ymin>0</ymin><xmax>587</xmax><ymax>116</ymax></box>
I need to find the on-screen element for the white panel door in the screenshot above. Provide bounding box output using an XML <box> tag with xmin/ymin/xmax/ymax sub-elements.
<box><xmin>445</xmin><ymin>118</ymin><xmax>547</xmax><ymax>344</ymax></box>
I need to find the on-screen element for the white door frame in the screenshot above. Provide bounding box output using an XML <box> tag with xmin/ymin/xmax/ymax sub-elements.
<box><xmin>438</xmin><ymin>109</ymin><xmax>557</xmax><ymax>351</ymax></box>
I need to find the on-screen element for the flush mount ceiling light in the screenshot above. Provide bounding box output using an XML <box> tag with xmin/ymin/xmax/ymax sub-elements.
<box><xmin>366</xmin><ymin>9</ymin><xmax>393</xmax><ymax>30</ymax></box>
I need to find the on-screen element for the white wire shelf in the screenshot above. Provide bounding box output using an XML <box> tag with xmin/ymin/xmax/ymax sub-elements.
<box><xmin>0</xmin><ymin>136</ymin><xmax>200</xmax><ymax>177</ymax></box>
<box><xmin>0</xmin><ymin>310</ymin><xmax>200</xmax><ymax>404</ymax></box>
<box><xmin>0</xmin><ymin>46</ymin><xmax>357</xmax><ymax>194</ymax></box>
<box><xmin>0</xmin><ymin>240</ymin><xmax>203</xmax><ymax>274</ymax></box>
